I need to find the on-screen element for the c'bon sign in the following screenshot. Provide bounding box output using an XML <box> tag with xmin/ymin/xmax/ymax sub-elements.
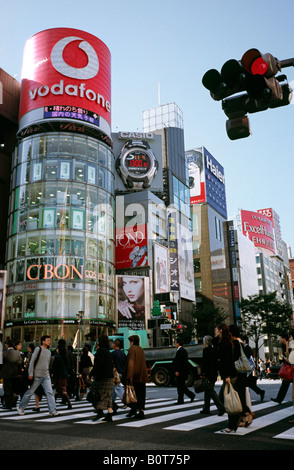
<box><xmin>19</xmin><ymin>28</ymin><xmax>111</xmax><ymax>138</ymax></box>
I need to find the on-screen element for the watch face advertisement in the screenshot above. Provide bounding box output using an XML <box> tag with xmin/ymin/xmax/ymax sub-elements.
<box><xmin>112</xmin><ymin>132</ymin><xmax>163</xmax><ymax>192</ymax></box>
<box><xmin>117</xmin><ymin>275</ymin><xmax>147</xmax><ymax>330</ymax></box>
<box><xmin>19</xmin><ymin>28</ymin><xmax>111</xmax><ymax>136</ymax></box>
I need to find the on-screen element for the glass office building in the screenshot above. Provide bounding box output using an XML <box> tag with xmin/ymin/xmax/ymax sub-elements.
<box><xmin>5</xmin><ymin>131</ymin><xmax>115</xmax><ymax>347</ymax></box>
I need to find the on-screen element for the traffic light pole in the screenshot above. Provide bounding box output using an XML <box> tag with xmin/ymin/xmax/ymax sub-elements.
<box><xmin>280</xmin><ymin>58</ymin><xmax>294</xmax><ymax>68</ymax></box>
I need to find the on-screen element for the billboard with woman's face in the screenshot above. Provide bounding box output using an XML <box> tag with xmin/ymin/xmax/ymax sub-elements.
<box><xmin>117</xmin><ymin>275</ymin><xmax>146</xmax><ymax>330</ymax></box>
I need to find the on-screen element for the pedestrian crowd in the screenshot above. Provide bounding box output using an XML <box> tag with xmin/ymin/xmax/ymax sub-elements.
<box><xmin>0</xmin><ymin>326</ymin><xmax>293</xmax><ymax>429</ymax></box>
<box><xmin>0</xmin><ymin>333</ymin><xmax>149</xmax><ymax>422</ymax></box>
<box><xmin>193</xmin><ymin>324</ymin><xmax>294</xmax><ymax>432</ymax></box>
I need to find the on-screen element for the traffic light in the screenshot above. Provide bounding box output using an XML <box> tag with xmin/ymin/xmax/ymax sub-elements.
<box><xmin>241</xmin><ymin>48</ymin><xmax>283</xmax><ymax>104</ymax></box>
<box><xmin>202</xmin><ymin>59</ymin><xmax>250</xmax><ymax>101</ymax></box>
<box><xmin>202</xmin><ymin>49</ymin><xmax>293</xmax><ymax>139</ymax></box>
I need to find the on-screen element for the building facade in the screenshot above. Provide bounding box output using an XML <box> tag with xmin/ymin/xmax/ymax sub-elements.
<box><xmin>4</xmin><ymin>28</ymin><xmax>116</xmax><ymax>348</ymax></box>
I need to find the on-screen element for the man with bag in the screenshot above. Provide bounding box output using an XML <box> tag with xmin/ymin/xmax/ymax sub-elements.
<box><xmin>17</xmin><ymin>335</ymin><xmax>60</xmax><ymax>417</ymax></box>
<box><xmin>172</xmin><ymin>337</ymin><xmax>195</xmax><ymax>405</ymax></box>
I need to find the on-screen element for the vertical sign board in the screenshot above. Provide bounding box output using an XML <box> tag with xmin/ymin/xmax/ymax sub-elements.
<box><xmin>18</xmin><ymin>28</ymin><xmax>111</xmax><ymax>137</ymax></box>
<box><xmin>168</xmin><ymin>212</ymin><xmax>179</xmax><ymax>292</ymax></box>
<box><xmin>227</xmin><ymin>222</ymin><xmax>241</xmax><ymax>322</ymax></box>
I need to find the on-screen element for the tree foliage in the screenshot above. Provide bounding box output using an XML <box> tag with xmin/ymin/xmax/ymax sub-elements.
<box><xmin>192</xmin><ymin>302</ymin><xmax>228</xmax><ymax>339</ymax></box>
<box><xmin>238</xmin><ymin>291</ymin><xmax>293</xmax><ymax>358</ymax></box>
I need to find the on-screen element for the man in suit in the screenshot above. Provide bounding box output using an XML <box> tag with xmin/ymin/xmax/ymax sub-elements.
<box><xmin>172</xmin><ymin>337</ymin><xmax>195</xmax><ymax>404</ymax></box>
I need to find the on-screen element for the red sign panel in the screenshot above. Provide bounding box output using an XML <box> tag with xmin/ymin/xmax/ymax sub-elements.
<box><xmin>240</xmin><ymin>210</ymin><xmax>275</xmax><ymax>253</ymax></box>
<box><xmin>19</xmin><ymin>28</ymin><xmax>111</xmax><ymax>129</ymax></box>
<box><xmin>115</xmin><ymin>224</ymin><xmax>148</xmax><ymax>269</ymax></box>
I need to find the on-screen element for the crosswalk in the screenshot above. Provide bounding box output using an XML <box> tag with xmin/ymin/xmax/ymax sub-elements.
<box><xmin>1</xmin><ymin>395</ymin><xmax>293</xmax><ymax>440</ymax></box>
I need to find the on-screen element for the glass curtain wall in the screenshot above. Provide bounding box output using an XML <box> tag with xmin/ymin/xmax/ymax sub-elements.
<box><xmin>5</xmin><ymin>132</ymin><xmax>115</xmax><ymax>336</ymax></box>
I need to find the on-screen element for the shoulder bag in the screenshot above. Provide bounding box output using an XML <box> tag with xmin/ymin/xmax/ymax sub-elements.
<box><xmin>224</xmin><ymin>382</ymin><xmax>242</xmax><ymax>415</ymax></box>
<box><xmin>122</xmin><ymin>384</ymin><xmax>137</xmax><ymax>405</ymax></box>
<box><xmin>234</xmin><ymin>343</ymin><xmax>252</xmax><ymax>373</ymax></box>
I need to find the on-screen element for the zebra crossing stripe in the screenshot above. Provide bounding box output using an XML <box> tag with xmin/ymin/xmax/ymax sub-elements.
<box><xmin>273</xmin><ymin>426</ymin><xmax>294</xmax><ymax>440</ymax></box>
<box><xmin>232</xmin><ymin>407</ymin><xmax>293</xmax><ymax>436</ymax></box>
<box><xmin>165</xmin><ymin>401</ymin><xmax>270</xmax><ymax>431</ymax></box>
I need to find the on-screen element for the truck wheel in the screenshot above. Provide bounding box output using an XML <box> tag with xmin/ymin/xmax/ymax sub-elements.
<box><xmin>152</xmin><ymin>367</ymin><xmax>170</xmax><ymax>387</ymax></box>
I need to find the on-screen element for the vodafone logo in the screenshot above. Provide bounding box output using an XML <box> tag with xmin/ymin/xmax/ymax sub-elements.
<box><xmin>51</xmin><ymin>36</ymin><xmax>99</xmax><ymax>80</ymax></box>
<box><xmin>19</xmin><ymin>28</ymin><xmax>111</xmax><ymax>125</ymax></box>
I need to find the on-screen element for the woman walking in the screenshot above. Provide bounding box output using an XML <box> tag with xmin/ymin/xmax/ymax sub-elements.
<box><xmin>90</xmin><ymin>334</ymin><xmax>114</xmax><ymax>422</ymax></box>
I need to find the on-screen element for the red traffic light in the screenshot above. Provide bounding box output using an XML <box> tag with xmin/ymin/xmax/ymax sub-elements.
<box><xmin>241</xmin><ymin>48</ymin><xmax>281</xmax><ymax>77</ymax></box>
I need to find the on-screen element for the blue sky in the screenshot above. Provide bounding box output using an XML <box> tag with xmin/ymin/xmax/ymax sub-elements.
<box><xmin>1</xmin><ymin>0</ymin><xmax>294</xmax><ymax>253</ymax></box>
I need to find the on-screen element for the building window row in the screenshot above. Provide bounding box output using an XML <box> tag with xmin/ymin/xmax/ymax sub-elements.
<box><xmin>15</xmin><ymin>133</ymin><xmax>112</xmax><ymax>168</ymax></box>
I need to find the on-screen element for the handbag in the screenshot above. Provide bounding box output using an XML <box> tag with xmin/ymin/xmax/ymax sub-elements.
<box><xmin>122</xmin><ymin>384</ymin><xmax>137</xmax><ymax>405</ymax></box>
<box><xmin>87</xmin><ymin>381</ymin><xmax>101</xmax><ymax>404</ymax></box>
<box><xmin>278</xmin><ymin>363</ymin><xmax>294</xmax><ymax>381</ymax></box>
<box><xmin>234</xmin><ymin>343</ymin><xmax>252</xmax><ymax>373</ymax></box>
<box><xmin>194</xmin><ymin>378</ymin><xmax>213</xmax><ymax>393</ymax></box>
<box><xmin>223</xmin><ymin>382</ymin><xmax>242</xmax><ymax>415</ymax></box>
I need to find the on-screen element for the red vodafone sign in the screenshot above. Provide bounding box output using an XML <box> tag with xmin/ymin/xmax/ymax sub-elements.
<box><xmin>19</xmin><ymin>28</ymin><xmax>111</xmax><ymax>136</ymax></box>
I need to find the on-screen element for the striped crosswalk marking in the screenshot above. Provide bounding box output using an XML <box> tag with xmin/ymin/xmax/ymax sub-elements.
<box><xmin>0</xmin><ymin>395</ymin><xmax>293</xmax><ymax>440</ymax></box>
<box><xmin>165</xmin><ymin>402</ymin><xmax>270</xmax><ymax>431</ymax></box>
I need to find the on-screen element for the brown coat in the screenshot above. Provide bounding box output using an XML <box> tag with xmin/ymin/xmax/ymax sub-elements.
<box><xmin>124</xmin><ymin>345</ymin><xmax>148</xmax><ymax>384</ymax></box>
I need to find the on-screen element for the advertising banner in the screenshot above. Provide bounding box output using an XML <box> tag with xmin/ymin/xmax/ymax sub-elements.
<box><xmin>168</xmin><ymin>212</ymin><xmax>179</xmax><ymax>292</ymax></box>
<box><xmin>115</xmin><ymin>224</ymin><xmax>148</xmax><ymax>269</ymax></box>
<box><xmin>117</xmin><ymin>275</ymin><xmax>146</xmax><ymax>330</ymax></box>
<box><xmin>154</xmin><ymin>244</ymin><xmax>169</xmax><ymax>294</ymax></box>
<box><xmin>178</xmin><ymin>224</ymin><xmax>195</xmax><ymax>301</ymax></box>
<box><xmin>241</xmin><ymin>210</ymin><xmax>275</xmax><ymax>253</ymax></box>
<box><xmin>186</xmin><ymin>147</ymin><xmax>227</xmax><ymax>218</ymax></box>
<box><xmin>19</xmin><ymin>28</ymin><xmax>111</xmax><ymax>136</ymax></box>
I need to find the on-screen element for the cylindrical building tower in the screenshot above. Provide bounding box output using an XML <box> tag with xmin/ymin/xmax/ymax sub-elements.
<box><xmin>5</xmin><ymin>28</ymin><xmax>115</xmax><ymax>348</ymax></box>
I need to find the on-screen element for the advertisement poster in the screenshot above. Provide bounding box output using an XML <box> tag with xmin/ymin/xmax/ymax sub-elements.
<box><xmin>154</xmin><ymin>244</ymin><xmax>169</xmax><ymax>294</ymax></box>
<box><xmin>241</xmin><ymin>210</ymin><xmax>275</xmax><ymax>253</ymax></box>
<box><xmin>177</xmin><ymin>224</ymin><xmax>195</xmax><ymax>301</ymax></box>
<box><xmin>117</xmin><ymin>275</ymin><xmax>146</xmax><ymax>330</ymax></box>
<box><xmin>115</xmin><ymin>224</ymin><xmax>148</xmax><ymax>269</ymax></box>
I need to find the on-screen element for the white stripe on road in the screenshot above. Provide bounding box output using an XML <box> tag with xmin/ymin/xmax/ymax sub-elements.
<box><xmin>274</xmin><ymin>426</ymin><xmax>294</xmax><ymax>440</ymax></box>
<box><xmin>164</xmin><ymin>401</ymin><xmax>269</xmax><ymax>431</ymax></box>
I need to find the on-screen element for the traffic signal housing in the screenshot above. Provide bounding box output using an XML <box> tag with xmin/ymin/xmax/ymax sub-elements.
<box><xmin>202</xmin><ymin>49</ymin><xmax>292</xmax><ymax>139</ymax></box>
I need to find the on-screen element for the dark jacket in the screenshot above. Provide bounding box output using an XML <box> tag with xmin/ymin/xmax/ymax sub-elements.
<box><xmin>90</xmin><ymin>348</ymin><xmax>113</xmax><ymax>381</ymax></box>
<box><xmin>202</xmin><ymin>345</ymin><xmax>218</xmax><ymax>383</ymax></box>
<box><xmin>216</xmin><ymin>339</ymin><xmax>237</xmax><ymax>380</ymax></box>
<box><xmin>1</xmin><ymin>348</ymin><xmax>23</xmax><ymax>379</ymax></box>
<box><xmin>172</xmin><ymin>346</ymin><xmax>190</xmax><ymax>379</ymax></box>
